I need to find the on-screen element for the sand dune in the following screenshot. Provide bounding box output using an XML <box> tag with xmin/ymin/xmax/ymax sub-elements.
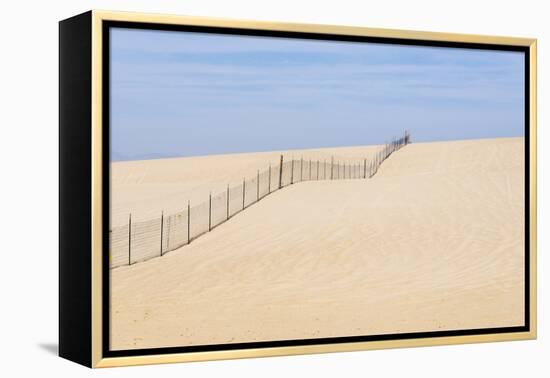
<box><xmin>110</xmin><ymin>137</ymin><xmax>525</xmax><ymax>350</ymax></box>
<box><xmin>111</xmin><ymin>144</ymin><xmax>382</xmax><ymax>226</ymax></box>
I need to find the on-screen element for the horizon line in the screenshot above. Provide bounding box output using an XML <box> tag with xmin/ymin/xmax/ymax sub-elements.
<box><xmin>111</xmin><ymin>134</ymin><xmax>523</xmax><ymax>163</ymax></box>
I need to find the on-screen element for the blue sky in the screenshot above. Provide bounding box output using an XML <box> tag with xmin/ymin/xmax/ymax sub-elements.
<box><xmin>110</xmin><ymin>28</ymin><xmax>525</xmax><ymax>161</ymax></box>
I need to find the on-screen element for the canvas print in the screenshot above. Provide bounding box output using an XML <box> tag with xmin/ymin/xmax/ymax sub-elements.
<box><xmin>108</xmin><ymin>27</ymin><xmax>525</xmax><ymax>351</ymax></box>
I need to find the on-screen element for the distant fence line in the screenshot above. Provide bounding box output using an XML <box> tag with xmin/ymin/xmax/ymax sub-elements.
<box><xmin>110</xmin><ymin>131</ymin><xmax>411</xmax><ymax>268</ymax></box>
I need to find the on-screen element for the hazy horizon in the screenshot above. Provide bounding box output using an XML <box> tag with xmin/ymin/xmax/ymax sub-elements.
<box><xmin>110</xmin><ymin>135</ymin><xmax>523</xmax><ymax>162</ymax></box>
<box><xmin>112</xmin><ymin>132</ymin><xmax>412</xmax><ymax>161</ymax></box>
<box><xmin>110</xmin><ymin>28</ymin><xmax>525</xmax><ymax>161</ymax></box>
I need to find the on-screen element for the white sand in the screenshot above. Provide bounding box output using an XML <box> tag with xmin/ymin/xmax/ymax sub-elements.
<box><xmin>110</xmin><ymin>137</ymin><xmax>525</xmax><ymax>350</ymax></box>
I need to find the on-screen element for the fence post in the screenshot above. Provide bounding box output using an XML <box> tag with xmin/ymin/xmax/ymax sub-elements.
<box><xmin>187</xmin><ymin>200</ymin><xmax>191</xmax><ymax>244</ymax></box>
<box><xmin>316</xmin><ymin>160</ymin><xmax>319</xmax><ymax>180</ymax></box>
<box><xmin>242</xmin><ymin>178</ymin><xmax>246</xmax><ymax>209</ymax></box>
<box><xmin>300</xmin><ymin>157</ymin><xmax>303</xmax><ymax>181</ymax></box>
<box><xmin>368</xmin><ymin>161</ymin><xmax>370</xmax><ymax>178</ymax></box>
<box><xmin>208</xmin><ymin>192</ymin><xmax>212</xmax><ymax>231</ymax></box>
<box><xmin>257</xmin><ymin>170</ymin><xmax>260</xmax><ymax>201</ymax></box>
<box><xmin>290</xmin><ymin>158</ymin><xmax>294</xmax><ymax>184</ymax></box>
<box><xmin>278</xmin><ymin>155</ymin><xmax>284</xmax><ymax>189</ymax></box>
<box><xmin>160</xmin><ymin>211</ymin><xmax>164</xmax><ymax>256</ymax></box>
<box><xmin>128</xmin><ymin>213</ymin><xmax>132</xmax><ymax>265</ymax></box>
<box><xmin>368</xmin><ymin>161</ymin><xmax>371</xmax><ymax>178</ymax></box>
<box><xmin>226</xmin><ymin>184</ymin><xmax>230</xmax><ymax>220</ymax></box>
<box><xmin>268</xmin><ymin>164</ymin><xmax>271</xmax><ymax>193</ymax></box>
<box><xmin>330</xmin><ymin>157</ymin><xmax>334</xmax><ymax>180</ymax></box>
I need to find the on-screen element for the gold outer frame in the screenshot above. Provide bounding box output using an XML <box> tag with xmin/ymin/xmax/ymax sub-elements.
<box><xmin>90</xmin><ymin>10</ymin><xmax>537</xmax><ymax>368</ymax></box>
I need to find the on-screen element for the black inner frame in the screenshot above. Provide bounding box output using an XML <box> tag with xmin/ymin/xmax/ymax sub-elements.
<box><xmin>102</xmin><ymin>20</ymin><xmax>531</xmax><ymax>358</ymax></box>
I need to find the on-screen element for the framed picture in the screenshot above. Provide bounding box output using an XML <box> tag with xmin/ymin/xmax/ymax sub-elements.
<box><xmin>59</xmin><ymin>10</ymin><xmax>537</xmax><ymax>368</ymax></box>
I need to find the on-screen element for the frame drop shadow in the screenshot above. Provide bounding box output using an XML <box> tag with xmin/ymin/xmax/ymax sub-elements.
<box><xmin>38</xmin><ymin>343</ymin><xmax>58</xmax><ymax>356</ymax></box>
